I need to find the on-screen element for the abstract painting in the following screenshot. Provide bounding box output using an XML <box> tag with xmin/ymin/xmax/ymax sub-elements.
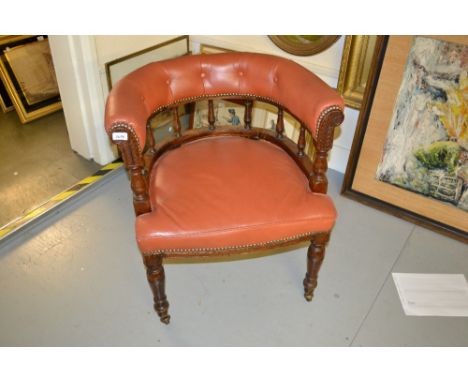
<box><xmin>376</xmin><ymin>37</ymin><xmax>468</xmax><ymax>211</ymax></box>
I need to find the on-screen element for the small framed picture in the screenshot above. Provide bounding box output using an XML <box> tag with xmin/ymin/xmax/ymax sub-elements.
<box><xmin>342</xmin><ymin>36</ymin><xmax>468</xmax><ymax>242</ymax></box>
<box><xmin>105</xmin><ymin>35</ymin><xmax>190</xmax><ymax>90</ymax></box>
<box><xmin>0</xmin><ymin>36</ymin><xmax>62</xmax><ymax>123</ymax></box>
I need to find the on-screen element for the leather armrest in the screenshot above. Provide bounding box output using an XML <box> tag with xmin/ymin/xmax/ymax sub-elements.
<box><xmin>105</xmin><ymin>78</ymin><xmax>150</xmax><ymax>151</ymax></box>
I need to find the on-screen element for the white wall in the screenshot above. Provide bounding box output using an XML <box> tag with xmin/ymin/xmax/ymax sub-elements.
<box><xmin>94</xmin><ymin>35</ymin><xmax>181</xmax><ymax>101</ymax></box>
<box><xmin>49</xmin><ymin>35</ymin><xmax>115</xmax><ymax>165</ymax></box>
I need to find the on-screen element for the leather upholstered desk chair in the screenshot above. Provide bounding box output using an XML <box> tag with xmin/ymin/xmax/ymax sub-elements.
<box><xmin>104</xmin><ymin>52</ymin><xmax>344</xmax><ymax>324</ymax></box>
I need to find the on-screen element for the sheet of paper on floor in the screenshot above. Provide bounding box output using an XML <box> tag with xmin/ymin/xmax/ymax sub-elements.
<box><xmin>392</xmin><ymin>273</ymin><xmax>468</xmax><ymax>317</ymax></box>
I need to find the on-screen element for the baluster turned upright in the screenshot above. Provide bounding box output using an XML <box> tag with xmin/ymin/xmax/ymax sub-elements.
<box><xmin>172</xmin><ymin>107</ymin><xmax>182</xmax><ymax>137</ymax></box>
<box><xmin>298</xmin><ymin>124</ymin><xmax>306</xmax><ymax>157</ymax></box>
<box><xmin>146</xmin><ymin>124</ymin><xmax>156</xmax><ymax>149</ymax></box>
<box><xmin>311</xmin><ymin>151</ymin><xmax>329</xmax><ymax>193</ymax></box>
<box><xmin>244</xmin><ymin>100</ymin><xmax>252</xmax><ymax>130</ymax></box>
<box><xmin>276</xmin><ymin>107</ymin><xmax>284</xmax><ymax>138</ymax></box>
<box><xmin>112</xmin><ymin>128</ymin><xmax>151</xmax><ymax>216</ymax></box>
<box><xmin>208</xmin><ymin>100</ymin><xmax>215</xmax><ymax>130</ymax></box>
<box><xmin>310</xmin><ymin>108</ymin><xmax>344</xmax><ymax>193</ymax></box>
<box><xmin>143</xmin><ymin>124</ymin><xmax>157</xmax><ymax>172</ymax></box>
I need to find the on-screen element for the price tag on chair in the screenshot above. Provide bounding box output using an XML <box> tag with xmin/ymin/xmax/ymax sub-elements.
<box><xmin>112</xmin><ymin>132</ymin><xmax>128</xmax><ymax>141</ymax></box>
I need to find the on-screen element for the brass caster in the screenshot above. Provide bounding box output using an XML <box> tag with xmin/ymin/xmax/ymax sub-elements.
<box><xmin>304</xmin><ymin>293</ymin><xmax>313</xmax><ymax>302</ymax></box>
<box><xmin>160</xmin><ymin>315</ymin><xmax>171</xmax><ymax>325</ymax></box>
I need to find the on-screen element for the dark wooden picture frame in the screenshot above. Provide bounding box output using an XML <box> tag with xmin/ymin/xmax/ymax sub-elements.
<box><xmin>105</xmin><ymin>35</ymin><xmax>190</xmax><ymax>91</ymax></box>
<box><xmin>342</xmin><ymin>36</ymin><xmax>467</xmax><ymax>243</ymax></box>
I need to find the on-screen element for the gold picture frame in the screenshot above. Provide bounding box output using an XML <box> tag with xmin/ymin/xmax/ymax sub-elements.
<box><xmin>199</xmin><ymin>44</ymin><xmax>233</xmax><ymax>54</ymax></box>
<box><xmin>342</xmin><ymin>36</ymin><xmax>468</xmax><ymax>243</ymax></box>
<box><xmin>337</xmin><ymin>35</ymin><xmax>379</xmax><ymax>110</ymax></box>
<box><xmin>0</xmin><ymin>35</ymin><xmax>62</xmax><ymax>123</ymax></box>
<box><xmin>105</xmin><ymin>35</ymin><xmax>190</xmax><ymax>90</ymax></box>
<box><xmin>268</xmin><ymin>35</ymin><xmax>340</xmax><ymax>56</ymax></box>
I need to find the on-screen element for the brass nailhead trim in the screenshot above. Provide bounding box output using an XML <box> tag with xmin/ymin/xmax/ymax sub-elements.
<box><xmin>142</xmin><ymin>231</ymin><xmax>320</xmax><ymax>256</ymax></box>
<box><xmin>110</xmin><ymin>97</ymin><xmax>342</xmax><ymax>151</ymax></box>
<box><xmin>315</xmin><ymin>105</ymin><xmax>342</xmax><ymax>140</ymax></box>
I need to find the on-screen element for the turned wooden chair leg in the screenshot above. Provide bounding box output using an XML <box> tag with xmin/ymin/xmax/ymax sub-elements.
<box><xmin>143</xmin><ymin>255</ymin><xmax>170</xmax><ymax>324</ymax></box>
<box><xmin>303</xmin><ymin>233</ymin><xmax>330</xmax><ymax>302</ymax></box>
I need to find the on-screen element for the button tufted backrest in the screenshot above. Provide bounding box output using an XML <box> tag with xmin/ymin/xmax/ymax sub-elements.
<box><xmin>105</xmin><ymin>52</ymin><xmax>344</xmax><ymax>151</ymax></box>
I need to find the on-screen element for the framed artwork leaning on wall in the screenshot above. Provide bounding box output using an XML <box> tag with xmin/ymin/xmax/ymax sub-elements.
<box><xmin>342</xmin><ymin>35</ymin><xmax>468</xmax><ymax>243</ymax></box>
<box><xmin>0</xmin><ymin>35</ymin><xmax>62</xmax><ymax>123</ymax></box>
<box><xmin>105</xmin><ymin>35</ymin><xmax>190</xmax><ymax>91</ymax></box>
<box><xmin>337</xmin><ymin>35</ymin><xmax>380</xmax><ymax>110</ymax></box>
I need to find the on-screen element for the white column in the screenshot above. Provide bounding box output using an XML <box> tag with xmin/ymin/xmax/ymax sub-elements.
<box><xmin>49</xmin><ymin>35</ymin><xmax>116</xmax><ymax>165</ymax></box>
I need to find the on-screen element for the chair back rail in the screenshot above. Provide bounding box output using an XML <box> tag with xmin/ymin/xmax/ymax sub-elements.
<box><xmin>207</xmin><ymin>100</ymin><xmax>215</xmax><ymax>130</ymax></box>
<box><xmin>244</xmin><ymin>100</ymin><xmax>252</xmax><ymax>130</ymax></box>
<box><xmin>105</xmin><ymin>53</ymin><xmax>344</xmax><ymax>216</ymax></box>
<box><xmin>298</xmin><ymin>124</ymin><xmax>306</xmax><ymax>157</ymax></box>
<box><xmin>171</xmin><ymin>107</ymin><xmax>182</xmax><ymax>137</ymax></box>
<box><xmin>276</xmin><ymin>107</ymin><xmax>285</xmax><ymax>138</ymax></box>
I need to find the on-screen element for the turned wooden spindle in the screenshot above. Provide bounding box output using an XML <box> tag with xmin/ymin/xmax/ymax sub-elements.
<box><xmin>309</xmin><ymin>108</ymin><xmax>344</xmax><ymax>193</ymax></box>
<box><xmin>112</xmin><ymin>126</ymin><xmax>151</xmax><ymax>216</ymax></box>
<box><xmin>172</xmin><ymin>107</ymin><xmax>182</xmax><ymax>137</ymax></box>
<box><xmin>208</xmin><ymin>100</ymin><xmax>215</xmax><ymax>130</ymax></box>
<box><xmin>185</xmin><ymin>102</ymin><xmax>195</xmax><ymax>130</ymax></box>
<box><xmin>146</xmin><ymin>124</ymin><xmax>156</xmax><ymax>149</ymax></box>
<box><xmin>143</xmin><ymin>125</ymin><xmax>156</xmax><ymax>172</ymax></box>
<box><xmin>244</xmin><ymin>100</ymin><xmax>252</xmax><ymax>130</ymax></box>
<box><xmin>310</xmin><ymin>150</ymin><xmax>329</xmax><ymax>193</ymax></box>
<box><xmin>298</xmin><ymin>124</ymin><xmax>306</xmax><ymax>157</ymax></box>
<box><xmin>276</xmin><ymin>107</ymin><xmax>284</xmax><ymax>138</ymax></box>
<box><xmin>129</xmin><ymin>165</ymin><xmax>151</xmax><ymax>215</ymax></box>
<box><xmin>122</xmin><ymin>132</ymin><xmax>150</xmax><ymax>216</ymax></box>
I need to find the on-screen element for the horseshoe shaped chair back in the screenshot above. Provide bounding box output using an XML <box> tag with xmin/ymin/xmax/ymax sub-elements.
<box><xmin>105</xmin><ymin>52</ymin><xmax>345</xmax><ymax>324</ymax></box>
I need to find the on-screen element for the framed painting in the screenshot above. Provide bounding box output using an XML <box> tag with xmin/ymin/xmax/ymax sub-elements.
<box><xmin>192</xmin><ymin>99</ymin><xmax>244</xmax><ymax>129</ymax></box>
<box><xmin>337</xmin><ymin>35</ymin><xmax>380</xmax><ymax>110</ymax></box>
<box><xmin>105</xmin><ymin>35</ymin><xmax>190</xmax><ymax>90</ymax></box>
<box><xmin>1</xmin><ymin>35</ymin><xmax>34</xmax><ymax>112</ymax></box>
<box><xmin>0</xmin><ymin>35</ymin><xmax>62</xmax><ymax>123</ymax></box>
<box><xmin>268</xmin><ymin>35</ymin><xmax>340</xmax><ymax>56</ymax></box>
<box><xmin>342</xmin><ymin>36</ymin><xmax>468</xmax><ymax>242</ymax></box>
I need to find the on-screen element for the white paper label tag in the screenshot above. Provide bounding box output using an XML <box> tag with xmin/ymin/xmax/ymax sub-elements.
<box><xmin>112</xmin><ymin>132</ymin><xmax>128</xmax><ymax>141</ymax></box>
<box><xmin>393</xmin><ymin>273</ymin><xmax>468</xmax><ymax>317</ymax></box>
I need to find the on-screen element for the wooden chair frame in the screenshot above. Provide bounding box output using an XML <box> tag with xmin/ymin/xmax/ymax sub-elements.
<box><xmin>110</xmin><ymin>94</ymin><xmax>344</xmax><ymax>324</ymax></box>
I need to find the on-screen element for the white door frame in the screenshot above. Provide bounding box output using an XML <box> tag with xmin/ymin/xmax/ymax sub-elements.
<box><xmin>49</xmin><ymin>35</ymin><xmax>115</xmax><ymax>165</ymax></box>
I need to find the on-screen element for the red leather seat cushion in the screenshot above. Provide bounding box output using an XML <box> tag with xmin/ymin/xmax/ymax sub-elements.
<box><xmin>136</xmin><ymin>136</ymin><xmax>337</xmax><ymax>255</ymax></box>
